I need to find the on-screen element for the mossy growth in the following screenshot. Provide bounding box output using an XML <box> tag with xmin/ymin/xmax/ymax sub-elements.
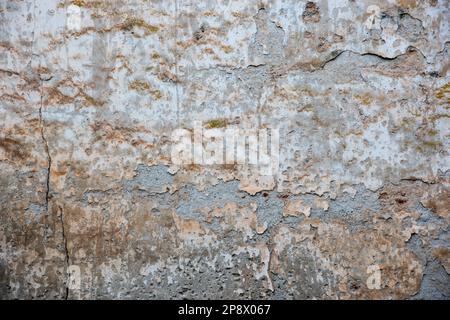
<box><xmin>78</xmin><ymin>89</ymin><xmax>105</xmax><ymax>107</ymax></box>
<box><xmin>158</xmin><ymin>212</ymin><xmax>174</xmax><ymax>228</ymax></box>
<box><xmin>88</xmin><ymin>1</ymin><xmax>105</xmax><ymax>9</ymax></box>
<box><xmin>151</xmin><ymin>89</ymin><xmax>162</xmax><ymax>100</ymax></box>
<box><xmin>129</xmin><ymin>80</ymin><xmax>151</xmax><ymax>91</ymax></box>
<box><xmin>128</xmin><ymin>80</ymin><xmax>162</xmax><ymax>100</ymax></box>
<box><xmin>435</xmin><ymin>82</ymin><xmax>450</xmax><ymax>106</ymax></box>
<box><xmin>426</xmin><ymin>128</ymin><xmax>439</xmax><ymax>136</ymax></box>
<box><xmin>414</xmin><ymin>126</ymin><xmax>443</xmax><ymax>153</ymax></box>
<box><xmin>122</xmin><ymin>17</ymin><xmax>159</xmax><ymax>33</ymax></box>
<box><xmin>415</xmin><ymin>140</ymin><xmax>443</xmax><ymax>153</ymax></box>
<box><xmin>71</xmin><ymin>0</ymin><xmax>86</xmax><ymax>7</ymax></box>
<box><xmin>354</xmin><ymin>93</ymin><xmax>373</xmax><ymax>106</ymax></box>
<box><xmin>221</xmin><ymin>45</ymin><xmax>233</xmax><ymax>54</ymax></box>
<box><xmin>205</xmin><ymin>118</ymin><xmax>228</xmax><ymax>129</ymax></box>
<box><xmin>300</xmin><ymin>103</ymin><xmax>314</xmax><ymax>112</ymax></box>
<box><xmin>203</xmin><ymin>11</ymin><xmax>218</xmax><ymax>16</ymax></box>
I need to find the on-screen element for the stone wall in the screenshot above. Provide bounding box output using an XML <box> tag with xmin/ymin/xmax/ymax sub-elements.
<box><xmin>0</xmin><ymin>0</ymin><xmax>449</xmax><ymax>299</ymax></box>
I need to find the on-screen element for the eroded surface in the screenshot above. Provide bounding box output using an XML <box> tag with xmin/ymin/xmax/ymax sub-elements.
<box><xmin>0</xmin><ymin>0</ymin><xmax>449</xmax><ymax>299</ymax></box>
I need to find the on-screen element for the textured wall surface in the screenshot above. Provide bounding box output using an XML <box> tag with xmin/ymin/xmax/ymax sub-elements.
<box><xmin>0</xmin><ymin>0</ymin><xmax>449</xmax><ymax>299</ymax></box>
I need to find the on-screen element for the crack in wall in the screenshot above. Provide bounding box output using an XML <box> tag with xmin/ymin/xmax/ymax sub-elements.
<box><xmin>58</xmin><ymin>205</ymin><xmax>70</xmax><ymax>300</ymax></box>
<box><xmin>38</xmin><ymin>80</ymin><xmax>52</xmax><ymax>214</ymax></box>
<box><xmin>30</xmin><ymin>0</ymin><xmax>52</xmax><ymax>216</ymax></box>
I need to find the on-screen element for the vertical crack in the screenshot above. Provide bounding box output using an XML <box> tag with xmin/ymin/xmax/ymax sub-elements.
<box><xmin>29</xmin><ymin>0</ymin><xmax>51</xmax><ymax>216</ymax></box>
<box><xmin>33</xmin><ymin>0</ymin><xmax>52</xmax><ymax>216</ymax></box>
<box><xmin>38</xmin><ymin>80</ymin><xmax>52</xmax><ymax>213</ymax></box>
<box><xmin>59</xmin><ymin>205</ymin><xmax>70</xmax><ymax>300</ymax></box>
<box><xmin>32</xmin><ymin>0</ymin><xmax>66</xmax><ymax>300</ymax></box>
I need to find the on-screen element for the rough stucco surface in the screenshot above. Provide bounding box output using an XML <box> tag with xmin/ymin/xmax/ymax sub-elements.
<box><xmin>0</xmin><ymin>0</ymin><xmax>449</xmax><ymax>299</ymax></box>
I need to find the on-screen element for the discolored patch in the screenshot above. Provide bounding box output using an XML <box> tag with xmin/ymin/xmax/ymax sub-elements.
<box><xmin>302</xmin><ymin>2</ymin><xmax>320</xmax><ymax>23</ymax></box>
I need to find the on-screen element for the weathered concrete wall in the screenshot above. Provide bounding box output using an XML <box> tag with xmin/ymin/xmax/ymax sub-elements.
<box><xmin>0</xmin><ymin>0</ymin><xmax>449</xmax><ymax>299</ymax></box>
